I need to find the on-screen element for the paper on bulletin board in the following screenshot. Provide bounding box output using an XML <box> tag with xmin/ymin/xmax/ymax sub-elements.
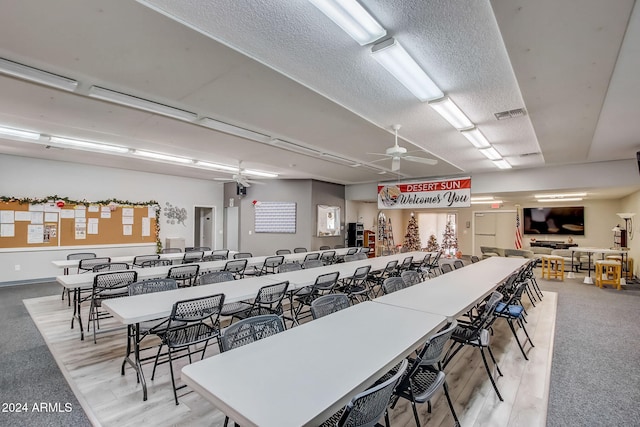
<box><xmin>15</xmin><ymin>211</ymin><xmax>31</xmax><ymax>221</ymax></box>
<box><xmin>0</xmin><ymin>224</ymin><xmax>15</xmax><ymax>237</ymax></box>
<box><xmin>75</xmin><ymin>222</ymin><xmax>86</xmax><ymax>240</ymax></box>
<box><xmin>88</xmin><ymin>218</ymin><xmax>99</xmax><ymax>235</ymax></box>
<box><xmin>30</xmin><ymin>212</ymin><xmax>44</xmax><ymax>224</ymax></box>
<box><xmin>75</xmin><ymin>207</ymin><xmax>86</xmax><ymax>218</ymax></box>
<box><xmin>148</xmin><ymin>206</ymin><xmax>156</xmax><ymax>217</ymax></box>
<box><xmin>27</xmin><ymin>224</ymin><xmax>44</xmax><ymax>244</ymax></box>
<box><xmin>44</xmin><ymin>203</ymin><xmax>59</xmax><ymax>212</ymax></box>
<box><xmin>88</xmin><ymin>205</ymin><xmax>100</xmax><ymax>213</ymax></box>
<box><xmin>44</xmin><ymin>224</ymin><xmax>57</xmax><ymax>242</ymax></box>
<box><xmin>122</xmin><ymin>208</ymin><xmax>134</xmax><ymax>217</ymax></box>
<box><xmin>141</xmin><ymin>217</ymin><xmax>150</xmax><ymax>236</ymax></box>
<box><xmin>0</xmin><ymin>210</ymin><xmax>14</xmax><ymax>223</ymax></box>
<box><xmin>122</xmin><ymin>216</ymin><xmax>134</xmax><ymax>225</ymax></box>
<box><xmin>29</xmin><ymin>204</ymin><xmax>44</xmax><ymax>212</ymax></box>
<box><xmin>44</xmin><ymin>212</ymin><xmax>58</xmax><ymax>223</ymax></box>
<box><xmin>60</xmin><ymin>210</ymin><xmax>75</xmax><ymax>219</ymax></box>
<box><xmin>123</xmin><ymin>225</ymin><xmax>133</xmax><ymax>236</ymax></box>
<box><xmin>101</xmin><ymin>206</ymin><xmax>111</xmax><ymax>219</ymax></box>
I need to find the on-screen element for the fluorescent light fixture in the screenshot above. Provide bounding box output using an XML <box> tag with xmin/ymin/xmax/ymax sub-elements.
<box><xmin>479</xmin><ymin>146</ymin><xmax>502</xmax><ymax>160</ymax></box>
<box><xmin>194</xmin><ymin>161</ymin><xmax>238</xmax><ymax>172</ymax></box>
<box><xmin>534</xmin><ymin>192</ymin><xmax>587</xmax><ymax>199</ymax></box>
<box><xmin>0</xmin><ymin>125</ymin><xmax>41</xmax><ymax>140</ymax></box>
<box><xmin>134</xmin><ymin>150</ymin><xmax>193</xmax><ymax>164</ymax></box>
<box><xmin>88</xmin><ymin>86</ymin><xmax>197</xmax><ymax>122</ymax></box>
<box><xmin>0</xmin><ymin>57</ymin><xmax>78</xmax><ymax>92</ymax></box>
<box><xmin>470</xmin><ymin>196</ymin><xmax>495</xmax><ymax>201</ymax></box>
<box><xmin>460</xmin><ymin>127</ymin><xmax>491</xmax><ymax>148</ymax></box>
<box><xmin>492</xmin><ymin>159</ymin><xmax>512</xmax><ymax>169</ymax></box>
<box><xmin>428</xmin><ymin>97</ymin><xmax>474</xmax><ymax>129</ymax></box>
<box><xmin>271</xmin><ymin>139</ymin><xmax>323</xmax><ymax>156</ymax></box>
<box><xmin>308</xmin><ymin>0</ymin><xmax>386</xmax><ymax>45</ymax></box>
<box><xmin>244</xmin><ymin>169</ymin><xmax>279</xmax><ymax>178</ymax></box>
<box><xmin>321</xmin><ymin>152</ymin><xmax>359</xmax><ymax>165</ymax></box>
<box><xmin>48</xmin><ymin>136</ymin><xmax>130</xmax><ymax>154</ymax></box>
<box><xmin>471</xmin><ymin>199</ymin><xmax>503</xmax><ymax>205</ymax></box>
<box><xmin>199</xmin><ymin>117</ymin><xmax>271</xmax><ymax>143</ymax></box>
<box><xmin>371</xmin><ymin>37</ymin><xmax>444</xmax><ymax>102</ymax></box>
<box><xmin>538</xmin><ymin>197</ymin><xmax>583</xmax><ymax>203</ymax></box>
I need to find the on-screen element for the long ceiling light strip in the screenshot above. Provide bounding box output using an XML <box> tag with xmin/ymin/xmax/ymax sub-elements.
<box><xmin>428</xmin><ymin>97</ymin><xmax>473</xmax><ymax>129</ymax></box>
<box><xmin>460</xmin><ymin>127</ymin><xmax>491</xmax><ymax>149</ymax></box>
<box><xmin>133</xmin><ymin>150</ymin><xmax>195</xmax><ymax>164</ymax></box>
<box><xmin>88</xmin><ymin>86</ymin><xmax>197</xmax><ymax>122</ymax></box>
<box><xmin>534</xmin><ymin>192</ymin><xmax>587</xmax><ymax>199</ymax></box>
<box><xmin>0</xmin><ymin>57</ymin><xmax>78</xmax><ymax>92</ymax></box>
<box><xmin>371</xmin><ymin>38</ymin><xmax>444</xmax><ymax>102</ymax></box>
<box><xmin>0</xmin><ymin>125</ymin><xmax>41</xmax><ymax>140</ymax></box>
<box><xmin>243</xmin><ymin>169</ymin><xmax>279</xmax><ymax>178</ymax></box>
<box><xmin>492</xmin><ymin>159</ymin><xmax>512</xmax><ymax>169</ymax></box>
<box><xmin>308</xmin><ymin>0</ymin><xmax>386</xmax><ymax>45</ymax></box>
<box><xmin>538</xmin><ymin>197</ymin><xmax>583</xmax><ymax>203</ymax></box>
<box><xmin>198</xmin><ymin>117</ymin><xmax>271</xmax><ymax>143</ymax></box>
<box><xmin>48</xmin><ymin>136</ymin><xmax>130</xmax><ymax>154</ymax></box>
<box><xmin>194</xmin><ymin>161</ymin><xmax>238</xmax><ymax>172</ymax></box>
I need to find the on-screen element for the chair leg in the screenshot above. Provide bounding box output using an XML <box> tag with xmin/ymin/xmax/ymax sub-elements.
<box><xmin>167</xmin><ymin>348</ymin><xmax>179</xmax><ymax>405</ymax></box>
<box><xmin>480</xmin><ymin>347</ymin><xmax>503</xmax><ymax>401</ymax></box>
<box><xmin>442</xmin><ymin>381</ymin><xmax>461</xmax><ymax>427</ymax></box>
<box><xmin>518</xmin><ymin>318</ymin><xmax>535</xmax><ymax>348</ymax></box>
<box><xmin>487</xmin><ymin>346</ymin><xmax>503</xmax><ymax>377</ymax></box>
<box><xmin>507</xmin><ymin>319</ymin><xmax>528</xmax><ymax>360</ymax></box>
<box><xmin>151</xmin><ymin>343</ymin><xmax>164</xmax><ymax>380</ymax></box>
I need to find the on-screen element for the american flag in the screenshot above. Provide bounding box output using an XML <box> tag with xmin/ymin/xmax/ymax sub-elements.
<box><xmin>515</xmin><ymin>210</ymin><xmax>523</xmax><ymax>249</ymax></box>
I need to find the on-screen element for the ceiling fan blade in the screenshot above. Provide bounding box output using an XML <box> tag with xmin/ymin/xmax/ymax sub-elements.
<box><xmin>404</xmin><ymin>155</ymin><xmax>438</xmax><ymax>165</ymax></box>
<box><xmin>391</xmin><ymin>157</ymin><xmax>401</xmax><ymax>171</ymax></box>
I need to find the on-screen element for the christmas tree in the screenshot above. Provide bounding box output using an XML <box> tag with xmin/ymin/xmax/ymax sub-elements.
<box><xmin>441</xmin><ymin>220</ymin><xmax>458</xmax><ymax>255</ymax></box>
<box><xmin>403</xmin><ymin>213</ymin><xmax>422</xmax><ymax>251</ymax></box>
<box><xmin>426</xmin><ymin>233</ymin><xmax>440</xmax><ymax>252</ymax></box>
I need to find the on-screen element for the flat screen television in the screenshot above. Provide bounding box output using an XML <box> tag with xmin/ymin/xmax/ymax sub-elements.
<box><xmin>523</xmin><ymin>206</ymin><xmax>585</xmax><ymax>235</ymax></box>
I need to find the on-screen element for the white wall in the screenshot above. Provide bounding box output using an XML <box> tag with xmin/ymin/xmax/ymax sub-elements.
<box><xmin>0</xmin><ymin>154</ymin><xmax>224</xmax><ymax>283</ymax></box>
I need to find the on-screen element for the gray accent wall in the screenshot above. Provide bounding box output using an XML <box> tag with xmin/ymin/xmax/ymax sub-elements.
<box><xmin>236</xmin><ymin>179</ymin><xmax>344</xmax><ymax>255</ymax></box>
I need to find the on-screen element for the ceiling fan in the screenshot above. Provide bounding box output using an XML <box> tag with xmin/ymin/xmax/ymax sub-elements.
<box><xmin>214</xmin><ymin>160</ymin><xmax>262</xmax><ymax>187</ymax></box>
<box><xmin>368</xmin><ymin>124</ymin><xmax>438</xmax><ymax>172</ymax></box>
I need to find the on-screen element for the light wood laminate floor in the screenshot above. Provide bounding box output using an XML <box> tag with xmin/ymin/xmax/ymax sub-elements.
<box><xmin>24</xmin><ymin>289</ymin><xmax>556</xmax><ymax>427</ymax></box>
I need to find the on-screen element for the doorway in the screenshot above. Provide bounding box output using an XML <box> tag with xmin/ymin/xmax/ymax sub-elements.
<box><xmin>472</xmin><ymin>210</ymin><xmax>516</xmax><ymax>255</ymax></box>
<box><xmin>194</xmin><ymin>206</ymin><xmax>215</xmax><ymax>249</ymax></box>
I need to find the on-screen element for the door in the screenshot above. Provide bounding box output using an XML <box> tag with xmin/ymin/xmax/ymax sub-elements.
<box><xmin>194</xmin><ymin>206</ymin><xmax>215</xmax><ymax>249</ymax></box>
<box><xmin>473</xmin><ymin>211</ymin><xmax>516</xmax><ymax>255</ymax></box>
<box><xmin>224</xmin><ymin>206</ymin><xmax>239</xmax><ymax>251</ymax></box>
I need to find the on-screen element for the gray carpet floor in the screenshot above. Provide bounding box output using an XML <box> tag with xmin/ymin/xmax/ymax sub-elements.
<box><xmin>0</xmin><ymin>282</ymin><xmax>91</xmax><ymax>427</ymax></box>
<box><xmin>1</xmin><ymin>275</ymin><xmax>639</xmax><ymax>426</ymax></box>
<box><xmin>538</xmin><ymin>275</ymin><xmax>640</xmax><ymax>427</ymax></box>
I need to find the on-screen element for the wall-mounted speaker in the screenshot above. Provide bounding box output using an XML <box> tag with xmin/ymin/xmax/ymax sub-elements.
<box><xmin>236</xmin><ymin>183</ymin><xmax>247</xmax><ymax>196</ymax></box>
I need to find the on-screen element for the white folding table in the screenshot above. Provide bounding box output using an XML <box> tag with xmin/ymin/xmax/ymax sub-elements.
<box><xmin>102</xmin><ymin>274</ymin><xmax>283</xmax><ymax>401</ymax></box>
<box><xmin>374</xmin><ymin>257</ymin><xmax>528</xmax><ymax>318</ymax></box>
<box><xmin>181</xmin><ymin>301</ymin><xmax>446</xmax><ymax>427</ymax></box>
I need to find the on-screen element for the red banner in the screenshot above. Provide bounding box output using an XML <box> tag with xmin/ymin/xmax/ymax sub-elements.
<box><xmin>378</xmin><ymin>177</ymin><xmax>471</xmax><ymax>209</ymax></box>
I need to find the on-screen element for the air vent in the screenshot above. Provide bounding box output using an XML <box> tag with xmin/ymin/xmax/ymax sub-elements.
<box><xmin>494</xmin><ymin>108</ymin><xmax>527</xmax><ymax>120</ymax></box>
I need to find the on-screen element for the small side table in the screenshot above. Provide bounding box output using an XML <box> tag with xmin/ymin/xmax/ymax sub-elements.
<box><xmin>541</xmin><ymin>255</ymin><xmax>564</xmax><ymax>281</ymax></box>
<box><xmin>595</xmin><ymin>260</ymin><xmax>622</xmax><ymax>290</ymax></box>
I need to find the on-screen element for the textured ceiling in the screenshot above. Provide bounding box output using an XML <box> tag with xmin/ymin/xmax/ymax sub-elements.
<box><xmin>0</xmin><ymin>0</ymin><xmax>638</xmax><ymax>198</ymax></box>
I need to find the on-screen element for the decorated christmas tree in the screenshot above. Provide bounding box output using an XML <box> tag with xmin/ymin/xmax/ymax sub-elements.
<box><xmin>426</xmin><ymin>233</ymin><xmax>440</xmax><ymax>252</ymax></box>
<box><xmin>403</xmin><ymin>213</ymin><xmax>422</xmax><ymax>251</ymax></box>
<box><xmin>441</xmin><ymin>220</ymin><xmax>458</xmax><ymax>256</ymax></box>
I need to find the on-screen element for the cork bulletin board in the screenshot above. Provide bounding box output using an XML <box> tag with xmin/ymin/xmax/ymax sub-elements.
<box><xmin>0</xmin><ymin>198</ymin><xmax>158</xmax><ymax>249</ymax></box>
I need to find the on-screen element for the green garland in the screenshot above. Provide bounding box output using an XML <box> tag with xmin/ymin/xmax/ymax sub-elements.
<box><xmin>0</xmin><ymin>195</ymin><xmax>162</xmax><ymax>253</ymax></box>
